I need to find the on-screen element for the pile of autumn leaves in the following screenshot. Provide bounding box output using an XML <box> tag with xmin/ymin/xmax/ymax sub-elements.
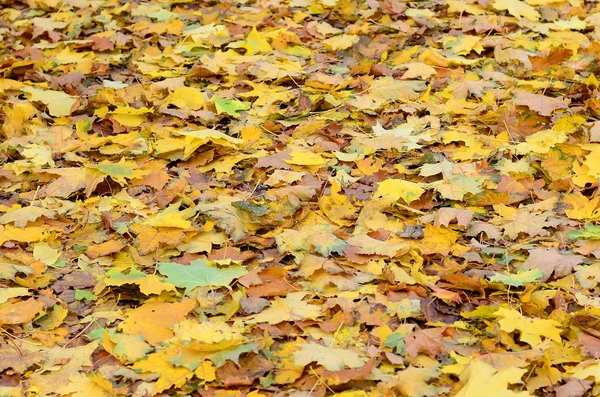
<box><xmin>1</xmin><ymin>0</ymin><xmax>600</xmax><ymax>395</ymax></box>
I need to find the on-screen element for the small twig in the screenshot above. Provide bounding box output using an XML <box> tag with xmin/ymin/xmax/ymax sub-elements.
<box><xmin>243</xmin><ymin>179</ymin><xmax>262</xmax><ymax>202</ymax></box>
<box><xmin>308</xmin><ymin>367</ymin><xmax>336</xmax><ymax>394</ymax></box>
<box><xmin>63</xmin><ymin>321</ymin><xmax>95</xmax><ymax>348</ymax></box>
<box><xmin>328</xmin><ymin>322</ymin><xmax>345</xmax><ymax>348</ymax></box>
<box><xmin>29</xmin><ymin>185</ymin><xmax>40</xmax><ymax>206</ymax></box>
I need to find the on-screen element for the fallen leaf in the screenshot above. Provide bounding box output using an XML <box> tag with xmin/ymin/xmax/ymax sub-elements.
<box><xmin>494</xmin><ymin>307</ymin><xmax>562</xmax><ymax>346</ymax></box>
<box><xmin>293</xmin><ymin>342</ymin><xmax>366</xmax><ymax>371</ymax></box>
<box><xmin>22</xmin><ymin>87</ymin><xmax>77</xmax><ymax>117</ymax></box>
<box><xmin>455</xmin><ymin>360</ymin><xmax>529</xmax><ymax>397</ymax></box>
<box><xmin>119</xmin><ymin>299</ymin><xmax>196</xmax><ymax>345</ymax></box>
<box><xmin>158</xmin><ymin>259</ymin><xmax>247</xmax><ymax>292</ymax></box>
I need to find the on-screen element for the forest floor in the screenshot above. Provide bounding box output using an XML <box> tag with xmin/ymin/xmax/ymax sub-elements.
<box><xmin>0</xmin><ymin>0</ymin><xmax>600</xmax><ymax>396</ymax></box>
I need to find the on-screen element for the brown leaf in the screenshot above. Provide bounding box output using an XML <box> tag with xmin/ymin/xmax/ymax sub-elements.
<box><xmin>404</xmin><ymin>327</ymin><xmax>448</xmax><ymax>360</ymax></box>
<box><xmin>433</xmin><ymin>208</ymin><xmax>474</xmax><ymax>228</ymax></box>
<box><xmin>0</xmin><ymin>346</ymin><xmax>45</xmax><ymax>372</ymax></box>
<box><xmin>556</xmin><ymin>378</ymin><xmax>592</xmax><ymax>397</ymax></box>
<box><xmin>216</xmin><ymin>354</ymin><xmax>274</xmax><ymax>387</ymax></box>
<box><xmin>521</xmin><ymin>248</ymin><xmax>583</xmax><ymax>282</ymax></box>
<box><xmin>512</xmin><ymin>89</ymin><xmax>569</xmax><ymax>116</ymax></box>
<box><xmin>575</xmin><ymin>331</ymin><xmax>600</xmax><ymax>358</ymax></box>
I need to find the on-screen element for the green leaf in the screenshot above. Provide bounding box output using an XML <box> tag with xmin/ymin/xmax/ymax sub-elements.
<box><xmin>461</xmin><ymin>305</ymin><xmax>500</xmax><ymax>319</ymax></box>
<box><xmin>205</xmin><ymin>343</ymin><xmax>258</xmax><ymax>367</ymax></box>
<box><xmin>384</xmin><ymin>332</ymin><xmax>407</xmax><ymax>354</ymax></box>
<box><xmin>214</xmin><ymin>97</ymin><xmax>250</xmax><ymax>117</ymax></box>
<box><xmin>489</xmin><ymin>269</ymin><xmax>543</xmax><ymax>287</ymax></box>
<box><xmin>232</xmin><ymin>200</ymin><xmax>270</xmax><ymax>217</ymax></box>
<box><xmin>158</xmin><ymin>259</ymin><xmax>247</xmax><ymax>292</ymax></box>
<box><xmin>566</xmin><ymin>223</ymin><xmax>600</xmax><ymax>240</ymax></box>
<box><xmin>75</xmin><ymin>289</ymin><xmax>97</xmax><ymax>301</ymax></box>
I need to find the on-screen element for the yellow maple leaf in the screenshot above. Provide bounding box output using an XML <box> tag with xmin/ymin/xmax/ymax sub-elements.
<box><xmin>87</xmin><ymin>159</ymin><xmax>150</xmax><ymax>185</ymax></box>
<box><xmin>347</xmin><ymin>234</ymin><xmax>408</xmax><ymax>257</ymax></box>
<box><xmin>563</xmin><ymin>192</ymin><xmax>600</xmax><ymax>221</ymax></box>
<box><xmin>318</xmin><ymin>180</ymin><xmax>358</xmax><ymax>226</ymax></box>
<box><xmin>456</xmin><ymin>360</ymin><xmax>529</xmax><ymax>397</ymax></box>
<box><xmin>172</xmin><ymin>319</ymin><xmax>242</xmax><ymax>344</ymax></box>
<box><xmin>194</xmin><ymin>360</ymin><xmax>217</xmax><ymax>382</ymax></box>
<box><xmin>272</xmin><ymin>339</ymin><xmax>307</xmax><ymax>384</ymax></box>
<box><xmin>569</xmin><ymin>361</ymin><xmax>600</xmax><ymax>382</ymax></box>
<box><xmin>132</xmin><ymin>350</ymin><xmax>194</xmax><ymax>394</ymax></box>
<box><xmin>445</xmin><ymin>35</ymin><xmax>483</xmax><ymax>56</ymax></box>
<box><xmin>102</xmin><ymin>331</ymin><xmax>152</xmax><ymax>363</ymax></box>
<box><xmin>248</xmin><ymin>292</ymin><xmax>322</xmax><ymax>324</ymax></box>
<box><xmin>492</xmin><ymin>0</ymin><xmax>540</xmax><ymax>21</ymax></box>
<box><xmin>22</xmin><ymin>87</ymin><xmax>77</xmax><ymax>117</ymax></box>
<box><xmin>119</xmin><ymin>299</ymin><xmax>196</xmax><ymax>345</ymax></box>
<box><xmin>143</xmin><ymin>204</ymin><xmax>196</xmax><ymax>229</ymax></box>
<box><xmin>293</xmin><ymin>342</ymin><xmax>366</xmax><ymax>371</ymax></box>
<box><xmin>32</xmin><ymin>242</ymin><xmax>60</xmax><ymax>266</ymax></box>
<box><xmin>0</xmin><ymin>206</ymin><xmax>53</xmax><ymax>228</ymax></box>
<box><xmin>374</xmin><ymin>179</ymin><xmax>425</xmax><ymax>204</ymax></box>
<box><xmin>0</xmin><ymin>225</ymin><xmax>45</xmax><ymax>246</ymax></box>
<box><xmin>285</xmin><ymin>150</ymin><xmax>329</xmax><ymax>166</ymax></box>
<box><xmin>494</xmin><ymin>307</ymin><xmax>562</xmax><ymax>346</ymax></box>
<box><xmin>241</xmin><ymin>27</ymin><xmax>272</xmax><ymax>55</ymax></box>
<box><xmin>108</xmin><ymin>105</ymin><xmax>153</xmax><ymax>127</ymax></box>
<box><xmin>102</xmin><ymin>269</ymin><xmax>176</xmax><ymax>296</ymax></box>
<box><xmin>385</xmin><ymin>367</ymin><xmax>441</xmax><ymax>396</ymax></box>
<box><xmin>162</xmin><ymin>86</ymin><xmax>206</xmax><ymax>110</ymax></box>
<box><xmin>418</xmin><ymin>224</ymin><xmax>459</xmax><ymax>256</ymax></box>
<box><xmin>322</xmin><ymin>34</ymin><xmax>360</xmax><ymax>51</ymax></box>
<box><xmin>55</xmin><ymin>373</ymin><xmax>114</xmax><ymax>397</ymax></box>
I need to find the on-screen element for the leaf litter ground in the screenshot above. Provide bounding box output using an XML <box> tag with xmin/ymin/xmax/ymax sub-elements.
<box><xmin>1</xmin><ymin>0</ymin><xmax>600</xmax><ymax>396</ymax></box>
